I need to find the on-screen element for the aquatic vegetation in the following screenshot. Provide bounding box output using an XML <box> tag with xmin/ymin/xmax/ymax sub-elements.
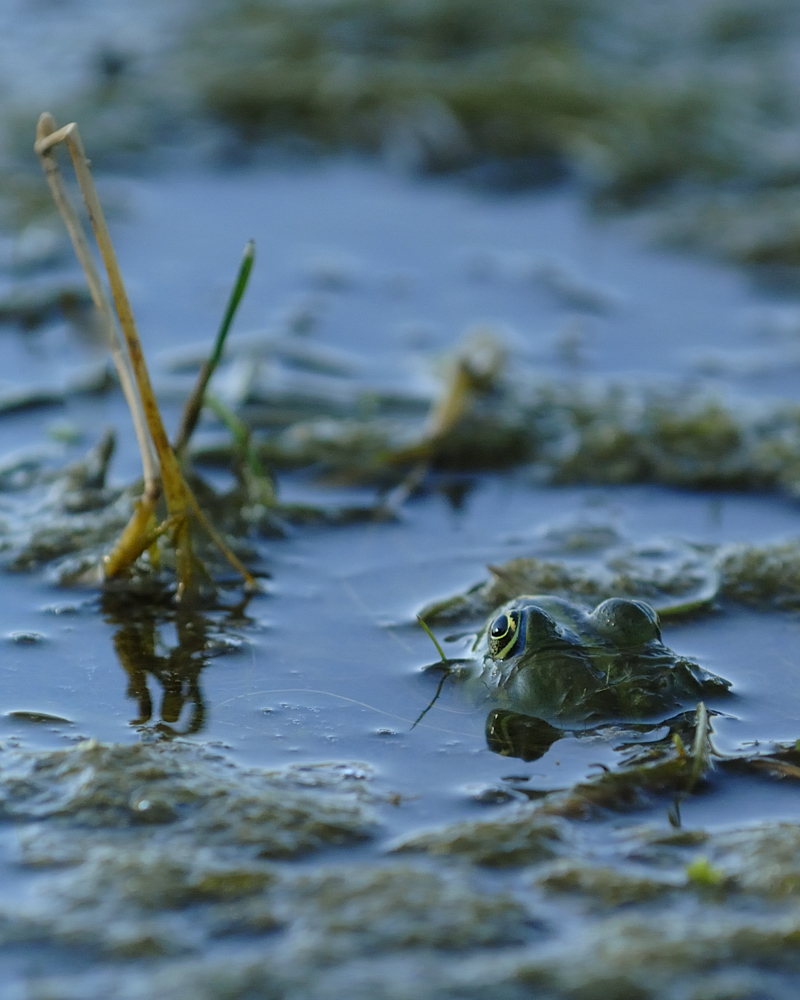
<box><xmin>0</xmin><ymin>282</ymin><xmax>93</xmax><ymax>329</ymax></box>
<box><xmin>0</xmin><ymin>431</ymin><xmax>132</xmax><ymax>574</ymax></box>
<box><xmin>0</xmin><ymin>738</ymin><xmax>525</xmax><ymax>967</ymax></box>
<box><xmin>717</xmin><ymin>539</ymin><xmax>800</xmax><ymax>607</ymax></box>
<box><xmin>0</xmin><ymin>738</ymin><xmax>377</xmax><ymax>849</ymax></box>
<box><xmin>2</xmin><ymin>11</ymin><xmax>800</xmax><ymax>995</ymax></box>
<box><xmin>685</xmin><ymin>854</ymin><xmax>727</xmax><ymax>888</ymax></box>
<box><xmin>176</xmin><ymin>0</ymin><xmax>800</xmax><ymax>269</ymax></box>
<box><xmin>0</xmin><ymin>723</ymin><xmax>798</xmax><ymax>997</ymax></box>
<box><xmin>182</xmin><ymin>0</ymin><xmax>783</xmax><ymax>195</ymax></box>
<box><xmin>4</xmin><ymin>0</ymin><xmax>800</xmax><ymax>274</ymax></box>
<box><xmin>285</xmin><ymin>866</ymin><xmax>529</xmax><ymax>956</ymax></box>
<box><xmin>11</xmin><ymin>285</ymin><xmax>800</xmax><ymax>621</ymax></box>
<box><xmin>192</xmin><ymin>337</ymin><xmax>800</xmax><ymax>503</ymax></box>
<box><xmin>420</xmin><ymin>537</ymin><xmax>720</xmax><ymax>625</ymax></box>
<box><xmin>421</xmin><ymin>532</ymin><xmax>800</xmax><ymax>629</ymax></box>
<box><xmin>392</xmin><ymin>807</ymin><xmax>568</xmax><ymax>868</ymax></box>
<box><xmin>397</xmin><ymin>704</ymin><xmax>800</xmax><ymax>852</ymax></box>
<box><xmin>34</xmin><ymin>113</ymin><xmax>257</xmax><ymax>599</ymax></box>
<box><xmin>0</xmin><ymin>739</ymin><xmax>378</xmax><ymax>959</ymax></box>
<box><xmin>397</xmin><ymin>708</ymin><xmax>714</xmax><ymax>859</ymax></box>
<box><xmin>14</xmin><ymin>300</ymin><xmax>800</xmax><ymax>616</ymax></box>
<box><xmin>537</xmin><ymin>860</ymin><xmax>677</xmax><ymax>906</ymax></box>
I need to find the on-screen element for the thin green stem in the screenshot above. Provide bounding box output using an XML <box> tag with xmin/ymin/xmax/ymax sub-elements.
<box><xmin>411</xmin><ymin>669</ymin><xmax>449</xmax><ymax>730</ymax></box>
<box><xmin>212</xmin><ymin>240</ymin><xmax>256</xmax><ymax>370</ymax></box>
<box><xmin>416</xmin><ymin>614</ymin><xmax>447</xmax><ymax>663</ymax></box>
<box><xmin>206</xmin><ymin>394</ymin><xmax>252</xmax><ymax>454</ymax></box>
<box><xmin>174</xmin><ymin>240</ymin><xmax>255</xmax><ymax>455</ymax></box>
<box><xmin>206</xmin><ymin>394</ymin><xmax>277</xmax><ymax>506</ymax></box>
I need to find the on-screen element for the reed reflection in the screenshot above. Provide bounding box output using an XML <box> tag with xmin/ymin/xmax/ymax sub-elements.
<box><xmin>103</xmin><ymin>593</ymin><xmax>252</xmax><ymax>736</ymax></box>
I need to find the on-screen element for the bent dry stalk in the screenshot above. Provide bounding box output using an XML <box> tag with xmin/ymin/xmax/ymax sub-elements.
<box><xmin>34</xmin><ymin>113</ymin><xmax>256</xmax><ymax>598</ymax></box>
<box><xmin>379</xmin><ymin>331</ymin><xmax>507</xmax><ymax>515</ymax></box>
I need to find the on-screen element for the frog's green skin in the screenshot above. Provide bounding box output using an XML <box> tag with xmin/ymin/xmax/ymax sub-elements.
<box><xmin>466</xmin><ymin>595</ymin><xmax>730</xmax><ymax>724</ymax></box>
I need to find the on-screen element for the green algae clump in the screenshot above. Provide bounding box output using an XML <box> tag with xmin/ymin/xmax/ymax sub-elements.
<box><xmin>0</xmin><ymin>739</ymin><xmax>378</xmax><ymax>853</ymax></box>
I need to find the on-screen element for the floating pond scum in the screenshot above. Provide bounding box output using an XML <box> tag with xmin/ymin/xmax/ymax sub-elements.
<box><xmin>6</xmin><ymin>2</ymin><xmax>800</xmax><ymax>998</ymax></box>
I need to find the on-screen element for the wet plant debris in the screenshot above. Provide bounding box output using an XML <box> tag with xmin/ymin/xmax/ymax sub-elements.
<box><xmin>162</xmin><ymin>0</ymin><xmax>800</xmax><ymax>270</ymax></box>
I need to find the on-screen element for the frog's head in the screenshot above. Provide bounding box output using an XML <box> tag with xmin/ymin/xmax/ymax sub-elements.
<box><xmin>480</xmin><ymin>598</ymin><xmax>604</xmax><ymax>719</ymax></box>
<box><xmin>470</xmin><ymin>593</ymin><xmax>728</xmax><ymax>725</ymax></box>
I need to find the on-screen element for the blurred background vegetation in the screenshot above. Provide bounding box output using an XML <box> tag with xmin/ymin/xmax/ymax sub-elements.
<box><xmin>5</xmin><ymin>0</ymin><xmax>800</xmax><ymax>268</ymax></box>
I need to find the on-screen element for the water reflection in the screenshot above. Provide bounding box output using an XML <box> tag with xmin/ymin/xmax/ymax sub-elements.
<box><xmin>485</xmin><ymin>709</ymin><xmax>564</xmax><ymax>761</ymax></box>
<box><xmin>102</xmin><ymin>594</ymin><xmax>252</xmax><ymax>736</ymax></box>
<box><xmin>484</xmin><ymin>705</ymin><xmax>699</xmax><ymax>764</ymax></box>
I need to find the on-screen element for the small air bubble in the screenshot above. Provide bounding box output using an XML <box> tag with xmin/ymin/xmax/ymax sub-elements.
<box><xmin>8</xmin><ymin>631</ymin><xmax>46</xmax><ymax>645</ymax></box>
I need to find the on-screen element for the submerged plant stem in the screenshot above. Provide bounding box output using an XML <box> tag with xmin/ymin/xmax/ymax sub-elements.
<box><xmin>184</xmin><ymin>485</ymin><xmax>257</xmax><ymax>590</ymax></box>
<box><xmin>416</xmin><ymin>614</ymin><xmax>448</xmax><ymax>663</ymax></box>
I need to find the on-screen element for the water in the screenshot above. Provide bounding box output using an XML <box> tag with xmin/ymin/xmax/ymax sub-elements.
<box><xmin>3</xmin><ymin>159</ymin><xmax>800</xmax><ymax>995</ymax></box>
<box><xmin>0</xmin><ymin>159</ymin><xmax>799</xmax><ymax>798</ymax></box>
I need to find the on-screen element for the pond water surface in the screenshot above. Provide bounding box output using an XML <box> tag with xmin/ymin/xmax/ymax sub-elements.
<box><xmin>2</xmin><ymin>160</ymin><xmax>800</xmax><ymax>996</ymax></box>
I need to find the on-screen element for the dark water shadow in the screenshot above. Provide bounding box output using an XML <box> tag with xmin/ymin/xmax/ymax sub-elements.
<box><xmin>484</xmin><ymin>705</ymin><xmax>707</xmax><ymax>765</ymax></box>
<box><xmin>485</xmin><ymin>708</ymin><xmax>564</xmax><ymax>761</ymax></box>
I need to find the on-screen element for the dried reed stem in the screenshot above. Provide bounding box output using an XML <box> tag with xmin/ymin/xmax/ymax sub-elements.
<box><xmin>34</xmin><ymin>113</ymin><xmax>158</xmax><ymax>493</ymax></box>
<box><xmin>185</xmin><ymin>486</ymin><xmax>257</xmax><ymax>590</ymax></box>
<box><xmin>34</xmin><ymin>112</ymin><xmax>258</xmax><ymax>598</ymax></box>
<box><xmin>35</xmin><ymin>114</ymin><xmax>193</xmax><ymax>592</ymax></box>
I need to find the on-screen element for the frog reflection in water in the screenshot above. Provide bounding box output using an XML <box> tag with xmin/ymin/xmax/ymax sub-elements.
<box><xmin>446</xmin><ymin>595</ymin><xmax>731</xmax><ymax>760</ymax></box>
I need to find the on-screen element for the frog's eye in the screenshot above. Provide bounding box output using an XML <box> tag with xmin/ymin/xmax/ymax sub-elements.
<box><xmin>591</xmin><ymin>598</ymin><xmax>661</xmax><ymax>646</ymax></box>
<box><xmin>488</xmin><ymin>610</ymin><xmax>522</xmax><ymax>660</ymax></box>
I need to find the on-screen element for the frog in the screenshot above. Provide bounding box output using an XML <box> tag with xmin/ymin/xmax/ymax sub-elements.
<box><xmin>461</xmin><ymin>594</ymin><xmax>730</xmax><ymax>725</ymax></box>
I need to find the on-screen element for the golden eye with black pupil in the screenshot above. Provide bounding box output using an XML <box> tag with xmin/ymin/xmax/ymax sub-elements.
<box><xmin>488</xmin><ymin>610</ymin><xmax>522</xmax><ymax>660</ymax></box>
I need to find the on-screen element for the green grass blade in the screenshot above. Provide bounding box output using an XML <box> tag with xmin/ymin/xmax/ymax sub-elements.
<box><xmin>207</xmin><ymin>393</ymin><xmax>277</xmax><ymax>507</ymax></box>
<box><xmin>210</xmin><ymin>239</ymin><xmax>256</xmax><ymax>371</ymax></box>
<box><xmin>174</xmin><ymin>239</ymin><xmax>255</xmax><ymax>455</ymax></box>
<box><xmin>417</xmin><ymin>614</ymin><xmax>447</xmax><ymax>662</ymax></box>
